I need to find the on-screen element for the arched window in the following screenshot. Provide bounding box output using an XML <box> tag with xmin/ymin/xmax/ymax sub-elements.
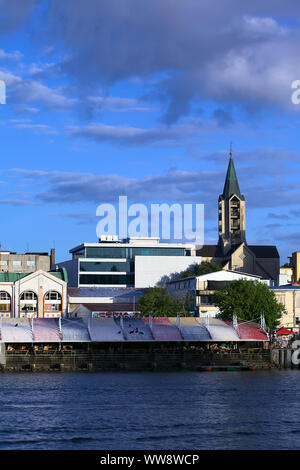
<box><xmin>0</xmin><ymin>291</ymin><xmax>10</xmax><ymax>300</ymax></box>
<box><xmin>20</xmin><ymin>291</ymin><xmax>37</xmax><ymax>315</ymax></box>
<box><xmin>0</xmin><ymin>291</ymin><xmax>11</xmax><ymax>313</ymax></box>
<box><xmin>44</xmin><ymin>291</ymin><xmax>62</xmax><ymax>315</ymax></box>
<box><xmin>44</xmin><ymin>291</ymin><xmax>61</xmax><ymax>301</ymax></box>
<box><xmin>20</xmin><ymin>291</ymin><xmax>37</xmax><ymax>301</ymax></box>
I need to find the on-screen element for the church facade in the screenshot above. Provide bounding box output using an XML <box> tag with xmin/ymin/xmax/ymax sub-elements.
<box><xmin>197</xmin><ymin>153</ymin><xmax>279</xmax><ymax>281</ymax></box>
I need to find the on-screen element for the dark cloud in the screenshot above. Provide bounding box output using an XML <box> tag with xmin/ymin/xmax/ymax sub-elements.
<box><xmin>9</xmin><ymin>158</ymin><xmax>300</xmax><ymax>213</ymax></box>
<box><xmin>268</xmin><ymin>209</ymin><xmax>300</xmax><ymax>220</ymax></box>
<box><xmin>268</xmin><ymin>212</ymin><xmax>290</xmax><ymax>220</ymax></box>
<box><xmin>0</xmin><ymin>2</ymin><xmax>300</xmax><ymax>122</ymax></box>
<box><xmin>277</xmin><ymin>232</ymin><xmax>300</xmax><ymax>241</ymax></box>
<box><xmin>290</xmin><ymin>209</ymin><xmax>300</xmax><ymax>218</ymax></box>
<box><xmin>41</xmin><ymin>1</ymin><xmax>300</xmax><ymax>122</ymax></box>
<box><xmin>212</xmin><ymin>108</ymin><xmax>234</xmax><ymax>127</ymax></box>
<box><xmin>0</xmin><ymin>199</ymin><xmax>35</xmax><ymax>206</ymax></box>
<box><xmin>0</xmin><ymin>0</ymin><xmax>36</xmax><ymax>34</ymax></box>
<box><xmin>9</xmin><ymin>167</ymin><xmax>223</xmax><ymax>204</ymax></box>
<box><xmin>67</xmin><ymin>118</ymin><xmax>219</xmax><ymax>146</ymax></box>
<box><xmin>265</xmin><ymin>223</ymin><xmax>282</xmax><ymax>229</ymax></box>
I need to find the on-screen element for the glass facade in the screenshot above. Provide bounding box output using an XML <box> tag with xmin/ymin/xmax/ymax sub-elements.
<box><xmin>80</xmin><ymin>261</ymin><xmax>134</xmax><ymax>272</ymax></box>
<box><xmin>131</xmin><ymin>247</ymin><xmax>184</xmax><ymax>257</ymax></box>
<box><xmin>85</xmin><ymin>247</ymin><xmax>127</xmax><ymax>258</ymax></box>
<box><xmin>79</xmin><ymin>274</ymin><xmax>134</xmax><ymax>285</ymax></box>
<box><xmin>75</xmin><ymin>243</ymin><xmax>186</xmax><ymax>286</ymax></box>
<box><xmin>81</xmin><ymin>246</ymin><xmax>185</xmax><ymax>259</ymax></box>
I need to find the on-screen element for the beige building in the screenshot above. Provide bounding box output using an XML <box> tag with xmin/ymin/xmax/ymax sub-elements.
<box><xmin>0</xmin><ymin>249</ymin><xmax>55</xmax><ymax>274</ymax></box>
<box><xmin>196</xmin><ymin>153</ymin><xmax>279</xmax><ymax>281</ymax></box>
<box><xmin>271</xmin><ymin>286</ymin><xmax>300</xmax><ymax>331</ymax></box>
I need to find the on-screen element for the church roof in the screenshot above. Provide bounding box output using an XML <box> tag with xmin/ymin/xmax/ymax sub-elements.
<box><xmin>248</xmin><ymin>245</ymin><xmax>279</xmax><ymax>259</ymax></box>
<box><xmin>196</xmin><ymin>244</ymin><xmax>279</xmax><ymax>259</ymax></box>
<box><xmin>222</xmin><ymin>155</ymin><xmax>243</xmax><ymax>200</ymax></box>
<box><xmin>196</xmin><ymin>244</ymin><xmax>225</xmax><ymax>258</ymax></box>
<box><xmin>196</xmin><ymin>243</ymin><xmax>243</xmax><ymax>259</ymax></box>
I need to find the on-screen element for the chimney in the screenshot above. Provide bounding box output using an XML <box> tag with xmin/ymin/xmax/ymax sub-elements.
<box><xmin>50</xmin><ymin>248</ymin><xmax>55</xmax><ymax>268</ymax></box>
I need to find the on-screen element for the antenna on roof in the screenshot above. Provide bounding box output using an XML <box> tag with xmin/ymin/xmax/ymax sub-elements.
<box><xmin>229</xmin><ymin>141</ymin><xmax>233</xmax><ymax>157</ymax></box>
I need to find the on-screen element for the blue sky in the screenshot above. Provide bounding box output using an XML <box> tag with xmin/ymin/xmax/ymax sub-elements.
<box><xmin>1</xmin><ymin>1</ymin><xmax>300</xmax><ymax>264</ymax></box>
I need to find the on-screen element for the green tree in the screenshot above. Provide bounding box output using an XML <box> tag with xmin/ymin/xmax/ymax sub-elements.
<box><xmin>139</xmin><ymin>287</ymin><xmax>187</xmax><ymax>317</ymax></box>
<box><xmin>212</xmin><ymin>279</ymin><xmax>285</xmax><ymax>330</ymax></box>
<box><xmin>180</xmin><ymin>261</ymin><xmax>222</xmax><ymax>278</ymax></box>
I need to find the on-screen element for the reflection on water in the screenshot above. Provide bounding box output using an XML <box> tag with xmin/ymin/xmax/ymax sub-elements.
<box><xmin>0</xmin><ymin>370</ymin><xmax>298</xmax><ymax>450</ymax></box>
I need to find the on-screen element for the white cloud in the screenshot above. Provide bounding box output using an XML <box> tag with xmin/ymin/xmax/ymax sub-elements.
<box><xmin>0</xmin><ymin>70</ymin><xmax>75</xmax><ymax>110</ymax></box>
<box><xmin>242</xmin><ymin>16</ymin><xmax>287</xmax><ymax>37</ymax></box>
<box><xmin>12</xmin><ymin>123</ymin><xmax>58</xmax><ymax>135</ymax></box>
<box><xmin>0</xmin><ymin>48</ymin><xmax>23</xmax><ymax>60</ymax></box>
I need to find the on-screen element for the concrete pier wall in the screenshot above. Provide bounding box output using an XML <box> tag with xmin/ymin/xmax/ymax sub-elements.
<box><xmin>271</xmin><ymin>348</ymin><xmax>293</xmax><ymax>369</ymax></box>
<box><xmin>0</xmin><ymin>349</ymin><xmax>274</xmax><ymax>372</ymax></box>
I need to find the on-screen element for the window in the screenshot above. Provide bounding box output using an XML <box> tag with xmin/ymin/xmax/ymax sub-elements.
<box><xmin>13</xmin><ymin>260</ymin><xmax>21</xmax><ymax>266</ymax></box>
<box><xmin>79</xmin><ymin>274</ymin><xmax>134</xmax><ymax>286</ymax></box>
<box><xmin>231</xmin><ymin>210</ymin><xmax>239</xmax><ymax>217</ymax></box>
<box><xmin>27</xmin><ymin>261</ymin><xmax>35</xmax><ymax>266</ymax></box>
<box><xmin>20</xmin><ymin>291</ymin><xmax>37</xmax><ymax>300</ymax></box>
<box><xmin>230</xmin><ymin>196</ymin><xmax>240</xmax><ymax>207</ymax></box>
<box><xmin>0</xmin><ymin>292</ymin><xmax>10</xmax><ymax>300</ymax></box>
<box><xmin>85</xmin><ymin>247</ymin><xmax>127</xmax><ymax>258</ymax></box>
<box><xmin>45</xmin><ymin>291</ymin><xmax>61</xmax><ymax>301</ymax></box>
<box><xmin>79</xmin><ymin>261</ymin><xmax>133</xmax><ymax>273</ymax></box>
<box><xmin>200</xmin><ymin>295</ymin><xmax>213</xmax><ymax>305</ymax></box>
<box><xmin>131</xmin><ymin>247</ymin><xmax>185</xmax><ymax>257</ymax></box>
<box><xmin>83</xmin><ymin>246</ymin><xmax>185</xmax><ymax>259</ymax></box>
<box><xmin>0</xmin><ymin>304</ymin><xmax>10</xmax><ymax>312</ymax></box>
<box><xmin>0</xmin><ymin>261</ymin><xmax>7</xmax><ymax>266</ymax></box>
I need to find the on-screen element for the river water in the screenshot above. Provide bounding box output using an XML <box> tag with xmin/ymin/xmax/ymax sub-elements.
<box><xmin>0</xmin><ymin>370</ymin><xmax>298</xmax><ymax>450</ymax></box>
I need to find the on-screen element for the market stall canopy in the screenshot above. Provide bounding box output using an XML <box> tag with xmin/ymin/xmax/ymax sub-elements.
<box><xmin>275</xmin><ymin>327</ymin><xmax>296</xmax><ymax>336</ymax></box>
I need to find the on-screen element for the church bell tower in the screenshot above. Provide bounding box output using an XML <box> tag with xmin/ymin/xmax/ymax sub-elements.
<box><xmin>218</xmin><ymin>148</ymin><xmax>246</xmax><ymax>255</ymax></box>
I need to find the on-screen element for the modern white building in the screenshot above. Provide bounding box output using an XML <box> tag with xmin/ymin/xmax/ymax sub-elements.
<box><xmin>57</xmin><ymin>236</ymin><xmax>200</xmax><ymax>288</ymax></box>
<box><xmin>279</xmin><ymin>267</ymin><xmax>293</xmax><ymax>286</ymax></box>
<box><xmin>0</xmin><ymin>269</ymin><xmax>68</xmax><ymax>318</ymax></box>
